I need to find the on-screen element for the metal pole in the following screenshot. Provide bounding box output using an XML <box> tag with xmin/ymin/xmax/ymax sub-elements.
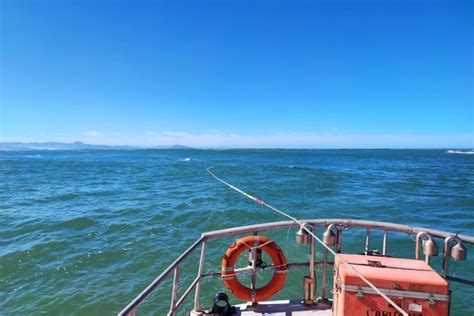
<box><xmin>442</xmin><ymin>236</ymin><xmax>460</xmax><ymax>278</ymax></box>
<box><xmin>250</xmin><ymin>233</ymin><xmax>258</xmax><ymax>305</ymax></box>
<box><xmin>415</xmin><ymin>232</ymin><xmax>427</xmax><ymax>260</ymax></box>
<box><xmin>321</xmin><ymin>247</ymin><xmax>328</xmax><ymax>301</ymax></box>
<box><xmin>336</xmin><ymin>227</ymin><xmax>342</xmax><ymax>253</ymax></box>
<box><xmin>365</xmin><ymin>228</ymin><xmax>371</xmax><ymax>254</ymax></box>
<box><xmin>442</xmin><ymin>239</ymin><xmax>451</xmax><ymax>279</ymax></box>
<box><xmin>305</xmin><ymin>224</ymin><xmax>315</xmax><ymax>304</ymax></box>
<box><xmin>382</xmin><ymin>229</ymin><xmax>387</xmax><ymax>256</ymax></box>
<box><xmin>168</xmin><ymin>266</ymin><xmax>180</xmax><ymax>316</ymax></box>
<box><xmin>193</xmin><ymin>239</ymin><xmax>207</xmax><ymax>311</ymax></box>
<box><xmin>425</xmin><ymin>254</ymin><xmax>431</xmax><ymax>265</ymax></box>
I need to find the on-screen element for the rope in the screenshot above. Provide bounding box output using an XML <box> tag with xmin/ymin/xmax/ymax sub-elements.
<box><xmin>237</xmin><ymin>238</ymin><xmax>275</xmax><ymax>250</ymax></box>
<box><xmin>225</xmin><ymin>262</ymin><xmax>289</xmax><ymax>278</ymax></box>
<box><xmin>207</xmin><ymin>167</ymin><xmax>408</xmax><ymax>316</ymax></box>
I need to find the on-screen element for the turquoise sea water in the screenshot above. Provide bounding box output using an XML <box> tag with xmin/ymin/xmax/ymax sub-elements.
<box><xmin>1</xmin><ymin>149</ymin><xmax>473</xmax><ymax>315</ymax></box>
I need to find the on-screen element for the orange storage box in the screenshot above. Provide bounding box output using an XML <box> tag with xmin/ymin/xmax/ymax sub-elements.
<box><xmin>333</xmin><ymin>254</ymin><xmax>450</xmax><ymax>316</ymax></box>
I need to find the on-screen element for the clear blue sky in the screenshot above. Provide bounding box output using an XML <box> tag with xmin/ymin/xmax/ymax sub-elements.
<box><xmin>1</xmin><ymin>0</ymin><xmax>472</xmax><ymax>148</ymax></box>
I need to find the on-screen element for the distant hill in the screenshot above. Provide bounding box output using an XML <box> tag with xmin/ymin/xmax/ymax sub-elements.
<box><xmin>0</xmin><ymin>141</ymin><xmax>193</xmax><ymax>151</ymax></box>
<box><xmin>167</xmin><ymin>144</ymin><xmax>193</xmax><ymax>149</ymax></box>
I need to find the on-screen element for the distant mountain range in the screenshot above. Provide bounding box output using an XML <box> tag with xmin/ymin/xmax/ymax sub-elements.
<box><xmin>0</xmin><ymin>141</ymin><xmax>193</xmax><ymax>151</ymax></box>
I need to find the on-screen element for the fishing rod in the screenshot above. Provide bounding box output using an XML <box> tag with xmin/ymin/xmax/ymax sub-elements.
<box><xmin>207</xmin><ymin>167</ymin><xmax>408</xmax><ymax>316</ymax></box>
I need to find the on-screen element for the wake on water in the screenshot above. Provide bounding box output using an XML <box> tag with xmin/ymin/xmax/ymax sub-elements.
<box><xmin>447</xmin><ymin>150</ymin><xmax>474</xmax><ymax>155</ymax></box>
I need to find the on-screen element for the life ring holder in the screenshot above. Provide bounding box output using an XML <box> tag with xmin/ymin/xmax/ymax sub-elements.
<box><xmin>221</xmin><ymin>235</ymin><xmax>288</xmax><ymax>302</ymax></box>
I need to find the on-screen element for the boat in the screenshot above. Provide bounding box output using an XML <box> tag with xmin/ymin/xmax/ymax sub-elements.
<box><xmin>118</xmin><ymin>219</ymin><xmax>473</xmax><ymax>315</ymax></box>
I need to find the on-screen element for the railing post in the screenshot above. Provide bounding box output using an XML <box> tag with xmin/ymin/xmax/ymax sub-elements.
<box><xmin>365</xmin><ymin>228</ymin><xmax>371</xmax><ymax>254</ymax></box>
<box><xmin>193</xmin><ymin>239</ymin><xmax>207</xmax><ymax>312</ymax></box>
<box><xmin>336</xmin><ymin>227</ymin><xmax>342</xmax><ymax>253</ymax></box>
<box><xmin>382</xmin><ymin>229</ymin><xmax>388</xmax><ymax>256</ymax></box>
<box><xmin>250</xmin><ymin>232</ymin><xmax>258</xmax><ymax>305</ymax></box>
<box><xmin>167</xmin><ymin>266</ymin><xmax>180</xmax><ymax>316</ymax></box>
<box><xmin>308</xmin><ymin>224</ymin><xmax>316</xmax><ymax>303</ymax></box>
<box><xmin>321</xmin><ymin>247</ymin><xmax>328</xmax><ymax>301</ymax></box>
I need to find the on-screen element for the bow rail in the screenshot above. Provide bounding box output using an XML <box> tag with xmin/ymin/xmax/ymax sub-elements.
<box><xmin>118</xmin><ymin>219</ymin><xmax>474</xmax><ymax>316</ymax></box>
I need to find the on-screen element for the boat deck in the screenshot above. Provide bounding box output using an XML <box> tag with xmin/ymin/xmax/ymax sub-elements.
<box><xmin>224</xmin><ymin>300</ymin><xmax>331</xmax><ymax>315</ymax></box>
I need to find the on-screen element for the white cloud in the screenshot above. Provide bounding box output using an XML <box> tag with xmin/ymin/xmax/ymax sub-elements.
<box><xmin>85</xmin><ymin>131</ymin><xmax>102</xmax><ymax>137</ymax></box>
<box><xmin>160</xmin><ymin>131</ymin><xmax>190</xmax><ymax>138</ymax></box>
<box><xmin>138</xmin><ymin>131</ymin><xmax>473</xmax><ymax>149</ymax></box>
<box><xmin>2</xmin><ymin>131</ymin><xmax>472</xmax><ymax>148</ymax></box>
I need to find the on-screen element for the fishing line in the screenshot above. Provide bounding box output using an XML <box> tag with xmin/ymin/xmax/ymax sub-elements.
<box><xmin>207</xmin><ymin>167</ymin><xmax>408</xmax><ymax>316</ymax></box>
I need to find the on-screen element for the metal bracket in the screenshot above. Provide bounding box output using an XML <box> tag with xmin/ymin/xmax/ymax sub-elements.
<box><xmin>356</xmin><ymin>286</ymin><xmax>364</xmax><ymax>300</ymax></box>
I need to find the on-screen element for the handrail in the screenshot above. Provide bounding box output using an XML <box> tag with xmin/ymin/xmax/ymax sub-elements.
<box><xmin>202</xmin><ymin>219</ymin><xmax>474</xmax><ymax>244</ymax></box>
<box><xmin>118</xmin><ymin>219</ymin><xmax>473</xmax><ymax>315</ymax></box>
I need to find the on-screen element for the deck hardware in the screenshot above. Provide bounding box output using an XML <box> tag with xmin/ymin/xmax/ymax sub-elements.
<box><xmin>356</xmin><ymin>286</ymin><xmax>364</xmax><ymax>299</ymax></box>
<box><xmin>304</xmin><ymin>276</ymin><xmax>314</xmax><ymax>304</ymax></box>
<box><xmin>391</xmin><ymin>282</ymin><xmax>402</xmax><ymax>290</ymax></box>
<box><xmin>323</xmin><ymin>229</ymin><xmax>336</xmax><ymax>246</ymax></box>
<box><xmin>428</xmin><ymin>294</ymin><xmax>436</xmax><ymax>306</ymax></box>
<box><xmin>211</xmin><ymin>292</ymin><xmax>234</xmax><ymax>315</ymax></box>
<box><xmin>323</xmin><ymin>224</ymin><xmax>336</xmax><ymax>246</ymax></box>
<box><xmin>367</xmin><ymin>260</ymin><xmax>383</xmax><ymax>268</ymax></box>
<box><xmin>323</xmin><ymin>223</ymin><xmax>343</xmax><ymax>252</ymax></box>
<box><xmin>296</xmin><ymin>223</ymin><xmax>311</xmax><ymax>244</ymax></box>
<box><xmin>248</xmin><ymin>248</ymin><xmax>263</xmax><ymax>267</ymax></box>
<box><xmin>442</xmin><ymin>236</ymin><xmax>467</xmax><ymax>278</ymax></box>
<box><xmin>424</xmin><ymin>239</ymin><xmax>439</xmax><ymax>257</ymax></box>
<box><xmin>451</xmin><ymin>242</ymin><xmax>467</xmax><ymax>261</ymax></box>
<box><xmin>415</xmin><ymin>232</ymin><xmax>438</xmax><ymax>264</ymax></box>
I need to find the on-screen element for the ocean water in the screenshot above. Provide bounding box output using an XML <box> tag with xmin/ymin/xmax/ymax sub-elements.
<box><xmin>1</xmin><ymin>149</ymin><xmax>473</xmax><ymax>315</ymax></box>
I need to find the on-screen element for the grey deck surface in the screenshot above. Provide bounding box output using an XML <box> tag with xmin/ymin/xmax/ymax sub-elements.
<box><xmin>191</xmin><ymin>299</ymin><xmax>333</xmax><ymax>315</ymax></box>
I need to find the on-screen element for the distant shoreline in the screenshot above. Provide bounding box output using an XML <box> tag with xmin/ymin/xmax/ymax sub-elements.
<box><xmin>0</xmin><ymin>141</ymin><xmax>192</xmax><ymax>151</ymax></box>
<box><xmin>0</xmin><ymin>142</ymin><xmax>472</xmax><ymax>152</ymax></box>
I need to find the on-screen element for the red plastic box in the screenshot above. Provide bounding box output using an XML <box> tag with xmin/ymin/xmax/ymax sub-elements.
<box><xmin>333</xmin><ymin>254</ymin><xmax>450</xmax><ymax>316</ymax></box>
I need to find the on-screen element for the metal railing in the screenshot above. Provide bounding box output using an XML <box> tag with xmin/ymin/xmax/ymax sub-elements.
<box><xmin>118</xmin><ymin>219</ymin><xmax>474</xmax><ymax>316</ymax></box>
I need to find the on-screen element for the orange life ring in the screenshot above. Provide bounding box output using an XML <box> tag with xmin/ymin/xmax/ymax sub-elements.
<box><xmin>221</xmin><ymin>235</ymin><xmax>288</xmax><ymax>302</ymax></box>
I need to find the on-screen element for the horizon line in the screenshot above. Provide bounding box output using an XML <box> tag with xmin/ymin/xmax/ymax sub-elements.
<box><xmin>1</xmin><ymin>131</ymin><xmax>472</xmax><ymax>149</ymax></box>
<box><xmin>0</xmin><ymin>140</ymin><xmax>472</xmax><ymax>151</ymax></box>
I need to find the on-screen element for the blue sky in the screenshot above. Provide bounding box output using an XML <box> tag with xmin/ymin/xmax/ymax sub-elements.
<box><xmin>1</xmin><ymin>0</ymin><xmax>472</xmax><ymax>148</ymax></box>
